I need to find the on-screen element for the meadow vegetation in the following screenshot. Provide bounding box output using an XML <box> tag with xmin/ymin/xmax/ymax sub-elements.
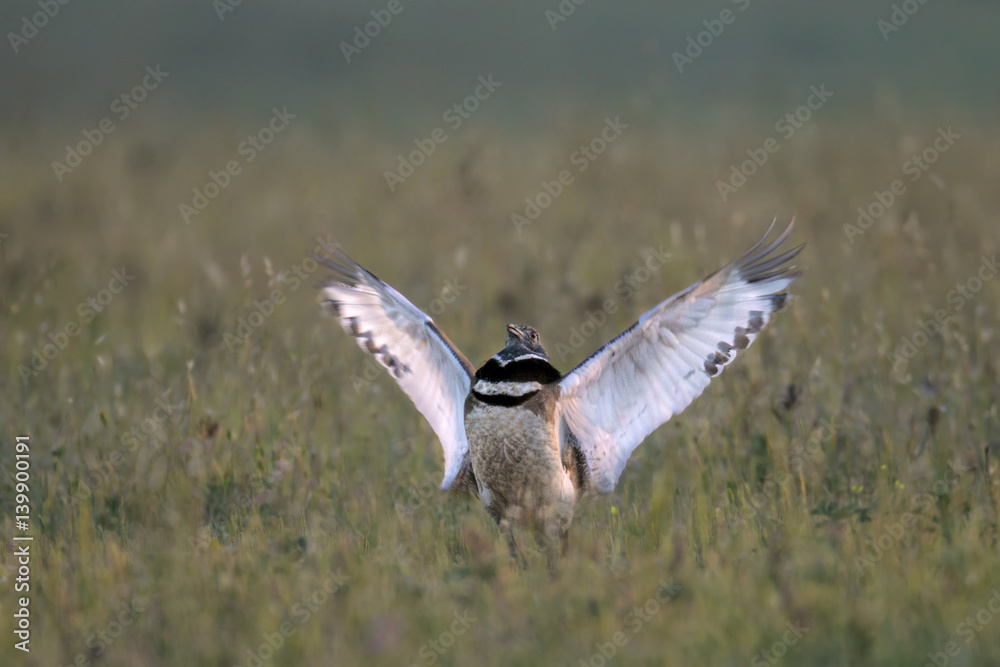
<box><xmin>2</xmin><ymin>108</ymin><xmax>999</xmax><ymax>665</ymax></box>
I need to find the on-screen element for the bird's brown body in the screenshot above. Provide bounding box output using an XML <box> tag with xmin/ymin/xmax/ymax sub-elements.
<box><xmin>464</xmin><ymin>382</ymin><xmax>577</xmax><ymax>548</ymax></box>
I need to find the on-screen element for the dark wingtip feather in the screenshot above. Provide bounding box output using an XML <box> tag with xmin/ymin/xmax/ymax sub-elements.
<box><xmin>312</xmin><ymin>247</ymin><xmax>390</xmax><ymax>293</ymax></box>
<box><xmin>743</xmin><ymin>243</ymin><xmax>805</xmax><ymax>281</ymax></box>
<box><xmin>733</xmin><ymin>218</ymin><xmax>804</xmax><ymax>290</ymax></box>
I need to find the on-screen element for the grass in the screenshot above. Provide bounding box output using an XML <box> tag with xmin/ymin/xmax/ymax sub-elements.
<box><xmin>2</xmin><ymin>109</ymin><xmax>1000</xmax><ymax>666</ymax></box>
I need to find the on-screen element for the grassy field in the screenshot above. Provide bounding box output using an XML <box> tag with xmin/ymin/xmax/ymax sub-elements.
<box><xmin>2</xmin><ymin>110</ymin><xmax>1000</xmax><ymax>666</ymax></box>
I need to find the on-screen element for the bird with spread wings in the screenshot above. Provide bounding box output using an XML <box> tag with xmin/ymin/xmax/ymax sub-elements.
<box><xmin>317</xmin><ymin>221</ymin><xmax>801</xmax><ymax>537</ymax></box>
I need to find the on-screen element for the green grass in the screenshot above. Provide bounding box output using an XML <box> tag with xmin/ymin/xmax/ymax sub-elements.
<box><xmin>2</xmin><ymin>113</ymin><xmax>1000</xmax><ymax>666</ymax></box>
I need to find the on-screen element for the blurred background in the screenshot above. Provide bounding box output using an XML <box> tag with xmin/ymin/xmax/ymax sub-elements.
<box><xmin>3</xmin><ymin>2</ymin><xmax>1000</xmax><ymax>666</ymax></box>
<box><xmin>2</xmin><ymin>0</ymin><xmax>999</xmax><ymax>132</ymax></box>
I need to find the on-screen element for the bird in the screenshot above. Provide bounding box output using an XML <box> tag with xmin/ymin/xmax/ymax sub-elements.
<box><xmin>316</xmin><ymin>220</ymin><xmax>802</xmax><ymax>561</ymax></box>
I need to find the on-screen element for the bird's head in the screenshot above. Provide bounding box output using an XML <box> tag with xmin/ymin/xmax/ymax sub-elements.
<box><xmin>504</xmin><ymin>323</ymin><xmax>549</xmax><ymax>360</ymax></box>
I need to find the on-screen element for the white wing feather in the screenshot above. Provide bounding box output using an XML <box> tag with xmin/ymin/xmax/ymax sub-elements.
<box><xmin>556</xmin><ymin>220</ymin><xmax>803</xmax><ymax>493</ymax></box>
<box><xmin>318</xmin><ymin>251</ymin><xmax>475</xmax><ymax>490</ymax></box>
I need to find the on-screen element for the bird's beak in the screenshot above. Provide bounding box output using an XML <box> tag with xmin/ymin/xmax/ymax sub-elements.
<box><xmin>506</xmin><ymin>324</ymin><xmax>523</xmax><ymax>339</ymax></box>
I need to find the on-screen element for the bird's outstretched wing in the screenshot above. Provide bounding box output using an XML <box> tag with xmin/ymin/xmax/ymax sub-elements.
<box><xmin>556</xmin><ymin>220</ymin><xmax>803</xmax><ymax>493</ymax></box>
<box><xmin>317</xmin><ymin>250</ymin><xmax>476</xmax><ymax>491</ymax></box>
